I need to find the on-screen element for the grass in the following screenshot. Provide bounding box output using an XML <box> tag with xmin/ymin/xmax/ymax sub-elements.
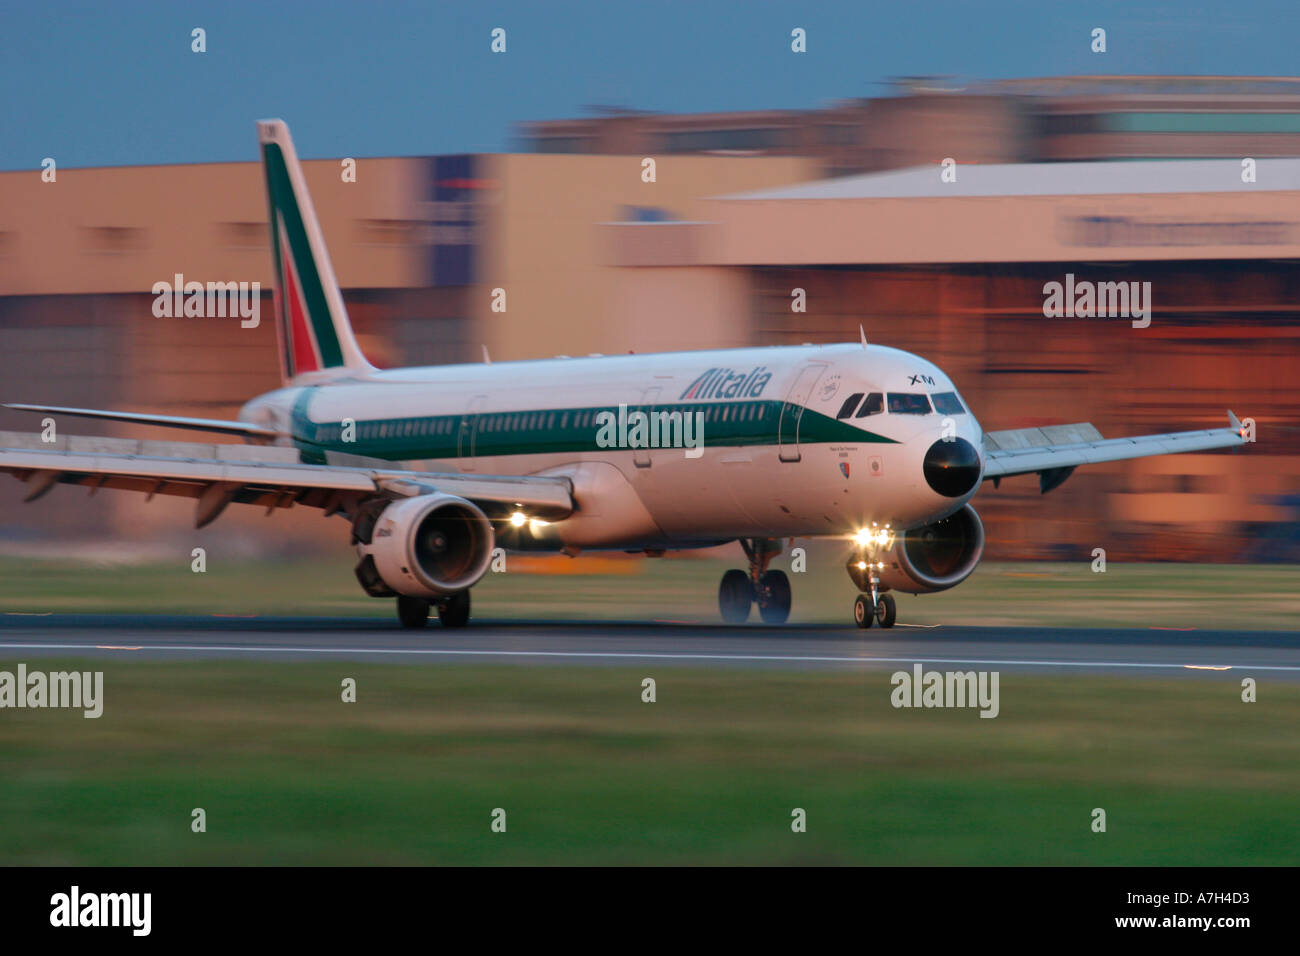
<box><xmin>0</xmin><ymin>661</ymin><xmax>1295</xmax><ymax>865</ymax></box>
<box><xmin>0</xmin><ymin>554</ymin><xmax>1297</xmax><ymax>629</ymax></box>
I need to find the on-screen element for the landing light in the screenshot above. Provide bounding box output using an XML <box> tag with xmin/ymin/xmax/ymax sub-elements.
<box><xmin>854</xmin><ymin>525</ymin><xmax>895</xmax><ymax>548</ymax></box>
<box><xmin>509</xmin><ymin>511</ymin><xmax>527</xmax><ymax>528</ymax></box>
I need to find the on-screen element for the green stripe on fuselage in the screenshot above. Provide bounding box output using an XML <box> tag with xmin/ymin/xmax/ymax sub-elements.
<box><xmin>290</xmin><ymin>391</ymin><xmax>898</xmax><ymax>462</ymax></box>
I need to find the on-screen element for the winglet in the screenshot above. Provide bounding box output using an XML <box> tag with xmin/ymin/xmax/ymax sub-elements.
<box><xmin>859</xmin><ymin>325</ymin><xmax>868</xmax><ymax>349</ymax></box>
<box><xmin>1227</xmin><ymin>409</ymin><xmax>1242</xmax><ymax>433</ymax></box>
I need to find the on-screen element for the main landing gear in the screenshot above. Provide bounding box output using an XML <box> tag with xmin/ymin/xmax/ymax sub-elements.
<box><xmin>396</xmin><ymin>590</ymin><xmax>471</xmax><ymax>629</ymax></box>
<box><xmin>718</xmin><ymin>538</ymin><xmax>791</xmax><ymax>624</ymax></box>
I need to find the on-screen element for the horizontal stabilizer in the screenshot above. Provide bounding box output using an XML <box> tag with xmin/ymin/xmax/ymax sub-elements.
<box><xmin>4</xmin><ymin>403</ymin><xmax>280</xmax><ymax>439</ymax></box>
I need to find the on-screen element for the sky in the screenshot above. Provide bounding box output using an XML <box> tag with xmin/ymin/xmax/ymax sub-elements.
<box><xmin>3</xmin><ymin>0</ymin><xmax>1299</xmax><ymax>170</ymax></box>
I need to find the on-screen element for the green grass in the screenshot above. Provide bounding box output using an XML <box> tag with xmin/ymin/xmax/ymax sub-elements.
<box><xmin>0</xmin><ymin>661</ymin><xmax>1295</xmax><ymax>865</ymax></box>
<box><xmin>0</xmin><ymin>555</ymin><xmax>1297</xmax><ymax>629</ymax></box>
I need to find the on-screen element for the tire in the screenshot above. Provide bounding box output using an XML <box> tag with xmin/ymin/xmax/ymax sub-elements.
<box><xmin>438</xmin><ymin>590</ymin><xmax>471</xmax><ymax>628</ymax></box>
<box><xmin>876</xmin><ymin>593</ymin><xmax>897</xmax><ymax>628</ymax></box>
<box><xmin>757</xmin><ymin>569</ymin><xmax>792</xmax><ymax>624</ymax></box>
<box><xmin>397</xmin><ymin>595</ymin><xmax>430</xmax><ymax>629</ymax></box>
<box><xmin>719</xmin><ymin>569</ymin><xmax>754</xmax><ymax>624</ymax></box>
<box><xmin>854</xmin><ymin>593</ymin><xmax>874</xmax><ymax>629</ymax></box>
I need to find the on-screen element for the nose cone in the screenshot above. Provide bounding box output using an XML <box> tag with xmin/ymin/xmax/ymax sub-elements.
<box><xmin>923</xmin><ymin>438</ymin><xmax>981</xmax><ymax>498</ymax></box>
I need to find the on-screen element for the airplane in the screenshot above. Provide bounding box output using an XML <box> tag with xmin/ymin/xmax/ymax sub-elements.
<box><xmin>0</xmin><ymin>120</ymin><xmax>1250</xmax><ymax>630</ymax></box>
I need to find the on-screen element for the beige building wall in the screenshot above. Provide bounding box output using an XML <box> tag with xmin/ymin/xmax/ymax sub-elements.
<box><xmin>476</xmin><ymin>154</ymin><xmax>815</xmax><ymax>361</ymax></box>
<box><xmin>607</xmin><ymin>266</ymin><xmax>753</xmax><ymax>353</ymax></box>
<box><xmin>0</xmin><ymin>158</ymin><xmax>427</xmax><ymax>297</ymax></box>
<box><xmin>703</xmin><ymin>191</ymin><xmax>1300</xmax><ymax>265</ymax></box>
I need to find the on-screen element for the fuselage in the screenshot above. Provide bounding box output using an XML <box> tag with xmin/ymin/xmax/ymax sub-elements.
<box><xmin>239</xmin><ymin>343</ymin><xmax>985</xmax><ymax>550</ymax></box>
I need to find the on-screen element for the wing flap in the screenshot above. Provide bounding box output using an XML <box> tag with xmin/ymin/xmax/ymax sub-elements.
<box><xmin>984</xmin><ymin>422</ymin><xmax>1104</xmax><ymax>452</ymax></box>
<box><xmin>0</xmin><ymin>432</ymin><xmax>575</xmax><ymax>525</ymax></box>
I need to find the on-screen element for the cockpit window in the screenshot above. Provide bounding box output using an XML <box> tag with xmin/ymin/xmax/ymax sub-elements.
<box><xmin>855</xmin><ymin>392</ymin><xmax>884</xmax><ymax>417</ymax></box>
<box><xmin>835</xmin><ymin>393</ymin><xmax>864</xmax><ymax>420</ymax></box>
<box><xmin>887</xmin><ymin>393</ymin><xmax>931</xmax><ymax>415</ymax></box>
<box><xmin>931</xmin><ymin>392</ymin><xmax>965</xmax><ymax>415</ymax></box>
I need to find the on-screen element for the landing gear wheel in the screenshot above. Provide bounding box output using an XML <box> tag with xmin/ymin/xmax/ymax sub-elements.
<box><xmin>397</xmin><ymin>595</ymin><xmax>430</xmax><ymax>629</ymax></box>
<box><xmin>438</xmin><ymin>590</ymin><xmax>471</xmax><ymax>628</ymax></box>
<box><xmin>876</xmin><ymin>593</ymin><xmax>897</xmax><ymax>629</ymax></box>
<box><xmin>719</xmin><ymin>569</ymin><xmax>754</xmax><ymax>624</ymax></box>
<box><xmin>757</xmin><ymin>569</ymin><xmax>792</xmax><ymax>624</ymax></box>
<box><xmin>854</xmin><ymin>593</ymin><xmax>874</xmax><ymax>629</ymax></box>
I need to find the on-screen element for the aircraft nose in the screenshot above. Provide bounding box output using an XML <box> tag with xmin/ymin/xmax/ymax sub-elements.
<box><xmin>923</xmin><ymin>438</ymin><xmax>981</xmax><ymax>497</ymax></box>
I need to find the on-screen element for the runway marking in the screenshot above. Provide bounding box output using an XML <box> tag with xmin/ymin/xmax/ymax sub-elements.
<box><xmin>5</xmin><ymin>612</ymin><xmax>52</xmax><ymax>616</ymax></box>
<box><xmin>96</xmin><ymin>645</ymin><xmax>142</xmax><ymax>651</ymax></box>
<box><xmin>1184</xmin><ymin>664</ymin><xmax>1232</xmax><ymax>671</ymax></box>
<box><xmin>0</xmin><ymin>641</ymin><xmax>1297</xmax><ymax>672</ymax></box>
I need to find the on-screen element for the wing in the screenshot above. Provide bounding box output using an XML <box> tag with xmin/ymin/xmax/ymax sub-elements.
<box><xmin>0</xmin><ymin>431</ymin><xmax>574</xmax><ymax>527</ymax></box>
<box><xmin>982</xmin><ymin>411</ymin><xmax>1247</xmax><ymax>493</ymax></box>
<box><xmin>4</xmin><ymin>403</ymin><xmax>280</xmax><ymax>440</ymax></box>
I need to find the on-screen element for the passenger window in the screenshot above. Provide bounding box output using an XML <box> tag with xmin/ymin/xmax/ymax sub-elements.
<box><xmin>931</xmin><ymin>392</ymin><xmax>965</xmax><ymax>415</ymax></box>
<box><xmin>855</xmin><ymin>393</ymin><xmax>884</xmax><ymax>417</ymax></box>
<box><xmin>836</xmin><ymin>393</ymin><xmax>864</xmax><ymax>419</ymax></box>
<box><xmin>887</xmin><ymin>393</ymin><xmax>931</xmax><ymax>415</ymax></box>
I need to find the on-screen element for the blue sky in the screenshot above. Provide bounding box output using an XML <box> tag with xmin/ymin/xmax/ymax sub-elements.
<box><xmin>2</xmin><ymin>0</ymin><xmax>1297</xmax><ymax>170</ymax></box>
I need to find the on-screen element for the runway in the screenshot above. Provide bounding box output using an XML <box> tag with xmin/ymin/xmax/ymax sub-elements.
<box><xmin>2</xmin><ymin>613</ymin><xmax>1299</xmax><ymax>677</ymax></box>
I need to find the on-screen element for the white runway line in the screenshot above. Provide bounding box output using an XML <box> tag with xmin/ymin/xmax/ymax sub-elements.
<box><xmin>0</xmin><ymin>640</ymin><xmax>1298</xmax><ymax>671</ymax></box>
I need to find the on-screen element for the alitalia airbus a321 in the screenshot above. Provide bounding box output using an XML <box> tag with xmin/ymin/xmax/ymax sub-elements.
<box><xmin>0</xmin><ymin>121</ymin><xmax>1250</xmax><ymax>629</ymax></box>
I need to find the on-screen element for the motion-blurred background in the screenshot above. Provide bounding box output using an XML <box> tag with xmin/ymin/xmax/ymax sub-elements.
<box><xmin>1</xmin><ymin>6</ymin><xmax>1296</xmax><ymax>564</ymax></box>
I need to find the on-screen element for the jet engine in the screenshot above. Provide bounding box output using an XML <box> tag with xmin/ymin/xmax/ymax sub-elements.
<box><xmin>847</xmin><ymin>503</ymin><xmax>984</xmax><ymax>595</ymax></box>
<box><xmin>352</xmin><ymin>494</ymin><xmax>495</xmax><ymax>599</ymax></box>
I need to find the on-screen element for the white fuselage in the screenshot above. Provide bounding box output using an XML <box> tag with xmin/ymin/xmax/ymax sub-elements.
<box><xmin>239</xmin><ymin>343</ymin><xmax>985</xmax><ymax>550</ymax></box>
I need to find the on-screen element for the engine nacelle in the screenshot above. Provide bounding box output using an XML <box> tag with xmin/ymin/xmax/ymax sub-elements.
<box><xmin>847</xmin><ymin>504</ymin><xmax>984</xmax><ymax>595</ymax></box>
<box><xmin>353</xmin><ymin>494</ymin><xmax>495</xmax><ymax>600</ymax></box>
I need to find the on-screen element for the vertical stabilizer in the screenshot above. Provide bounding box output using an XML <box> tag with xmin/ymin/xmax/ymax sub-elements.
<box><xmin>258</xmin><ymin>119</ymin><xmax>374</xmax><ymax>382</ymax></box>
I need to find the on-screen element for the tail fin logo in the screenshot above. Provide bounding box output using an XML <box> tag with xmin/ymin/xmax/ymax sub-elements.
<box><xmin>274</xmin><ymin>218</ymin><xmax>324</xmax><ymax>374</ymax></box>
<box><xmin>258</xmin><ymin>119</ymin><xmax>373</xmax><ymax>382</ymax></box>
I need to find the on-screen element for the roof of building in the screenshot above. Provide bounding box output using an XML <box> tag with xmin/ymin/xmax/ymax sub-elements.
<box><xmin>719</xmin><ymin>157</ymin><xmax>1300</xmax><ymax>201</ymax></box>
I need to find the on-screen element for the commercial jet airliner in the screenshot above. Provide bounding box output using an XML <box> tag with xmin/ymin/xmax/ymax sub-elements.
<box><xmin>0</xmin><ymin>121</ymin><xmax>1249</xmax><ymax>629</ymax></box>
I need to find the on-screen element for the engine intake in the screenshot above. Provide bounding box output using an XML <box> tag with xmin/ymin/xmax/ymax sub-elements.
<box><xmin>847</xmin><ymin>504</ymin><xmax>984</xmax><ymax>595</ymax></box>
<box><xmin>354</xmin><ymin>494</ymin><xmax>495</xmax><ymax>599</ymax></box>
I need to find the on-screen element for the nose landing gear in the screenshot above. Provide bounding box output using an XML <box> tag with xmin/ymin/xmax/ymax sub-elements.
<box><xmin>853</xmin><ymin>591</ymin><xmax>896</xmax><ymax>629</ymax></box>
<box><xmin>718</xmin><ymin>538</ymin><xmax>791</xmax><ymax>624</ymax></box>
<box><xmin>847</xmin><ymin>524</ymin><xmax>897</xmax><ymax>629</ymax></box>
